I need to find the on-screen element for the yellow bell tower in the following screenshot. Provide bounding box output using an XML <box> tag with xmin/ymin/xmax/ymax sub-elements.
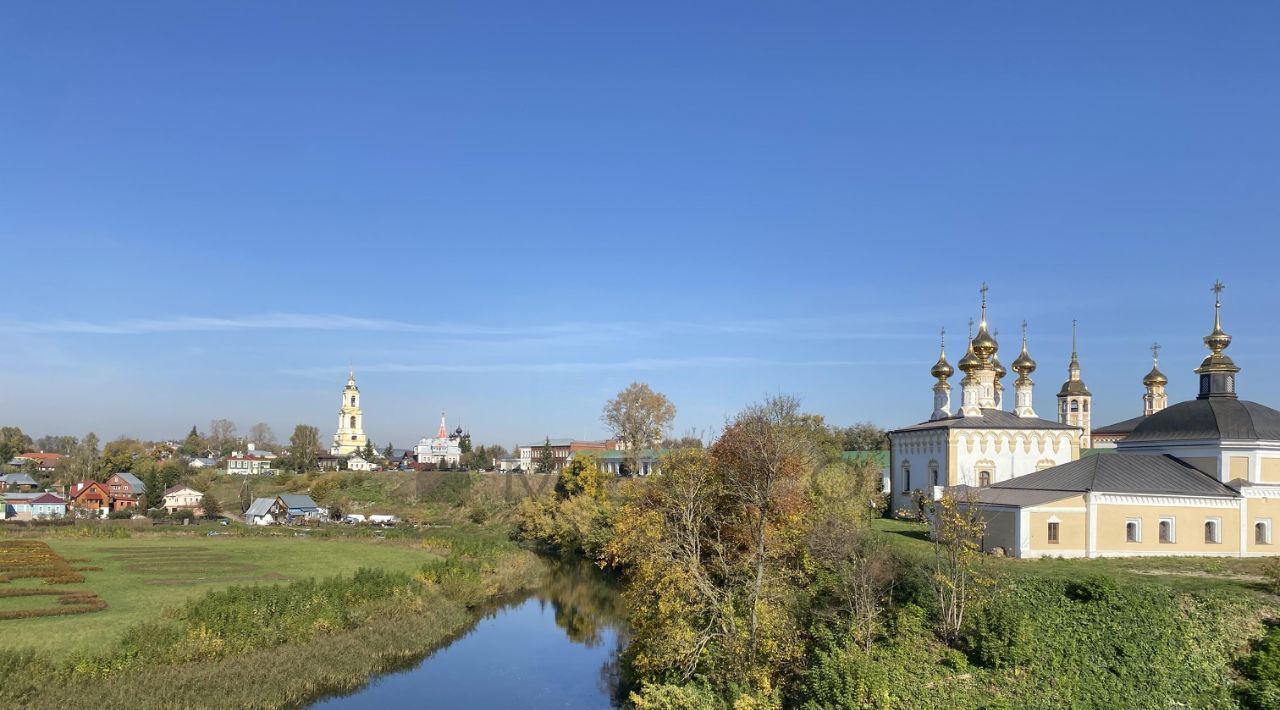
<box><xmin>331</xmin><ymin>370</ymin><xmax>368</xmax><ymax>455</ymax></box>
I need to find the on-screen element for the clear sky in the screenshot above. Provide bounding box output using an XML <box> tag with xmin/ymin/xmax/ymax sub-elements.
<box><xmin>2</xmin><ymin>2</ymin><xmax>1278</xmax><ymax>451</ymax></box>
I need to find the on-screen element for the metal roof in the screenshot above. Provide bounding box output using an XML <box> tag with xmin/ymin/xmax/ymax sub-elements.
<box><xmin>277</xmin><ymin>494</ymin><xmax>319</xmax><ymax>510</ymax></box>
<box><xmin>953</xmin><ymin>485</ymin><xmax>1080</xmax><ymax>508</ymax></box>
<box><xmin>988</xmin><ymin>453</ymin><xmax>1237</xmax><ymax>498</ymax></box>
<box><xmin>892</xmin><ymin>408</ymin><xmax>1078</xmax><ymax>434</ymax></box>
<box><xmin>1092</xmin><ymin>414</ymin><xmax>1148</xmax><ymax>436</ymax></box>
<box><xmin>113</xmin><ymin>472</ymin><xmax>145</xmax><ymax>493</ymax></box>
<box><xmin>1124</xmin><ymin>398</ymin><xmax>1280</xmax><ymax>443</ymax></box>
<box><xmin>244</xmin><ymin>497</ymin><xmax>275</xmax><ymax>518</ymax></box>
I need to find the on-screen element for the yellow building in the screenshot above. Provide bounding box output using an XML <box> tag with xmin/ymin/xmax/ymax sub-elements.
<box><xmin>331</xmin><ymin>371</ymin><xmax>368</xmax><ymax>456</ymax></box>
<box><xmin>966</xmin><ymin>283</ymin><xmax>1280</xmax><ymax>558</ymax></box>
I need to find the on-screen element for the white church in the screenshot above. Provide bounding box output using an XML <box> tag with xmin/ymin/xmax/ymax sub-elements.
<box><xmin>888</xmin><ymin>286</ymin><xmax>1085</xmax><ymax>512</ymax></box>
<box><xmin>415</xmin><ymin>413</ymin><xmax>465</xmax><ymax>467</ymax></box>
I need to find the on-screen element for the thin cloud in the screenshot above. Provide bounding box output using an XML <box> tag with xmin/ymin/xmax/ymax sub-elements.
<box><xmin>281</xmin><ymin>356</ymin><xmax>895</xmax><ymax>378</ymax></box>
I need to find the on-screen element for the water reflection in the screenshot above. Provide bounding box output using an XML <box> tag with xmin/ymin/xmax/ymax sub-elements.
<box><xmin>313</xmin><ymin>556</ymin><xmax>629</xmax><ymax>709</ymax></box>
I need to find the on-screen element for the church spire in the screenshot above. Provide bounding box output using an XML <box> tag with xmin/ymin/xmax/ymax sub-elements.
<box><xmin>437</xmin><ymin>411</ymin><xmax>448</xmax><ymax>439</ymax></box>
<box><xmin>1012</xmin><ymin>320</ymin><xmax>1038</xmax><ymax>418</ymax></box>
<box><xmin>1143</xmin><ymin>342</ymin><xmax>1169</xmax><ymax>415</ymax></box>
<box><xmin>930</xmin><ymin>327</ymin><xmax>954</xmax><ymax>421</ymax></box>
<box><xmin>1057</xmin><ymin>319</ymin><xmax>1092</xmax><ymax>447</ymax></box>
<box><xmin>1195</xmin><ymin>280</ymin><xmax>1240</xmax><ymax>399</ymax></box>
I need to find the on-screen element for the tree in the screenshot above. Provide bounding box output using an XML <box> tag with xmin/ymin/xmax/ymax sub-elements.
<box><xmin>33</xmin><ymin>435</ymin><xmax>77</xmax><ymax>455</ymax></box>
<box><xmin>460</xmin><ymin>433</ymin><xmax>472</xmax><ymax>454</ymax></box>
<box><xmin>178</xmin><ymin>425</ymin><xmax>205</xmax><ymax>456</ymax></box>
<box><xmin>143</xmin><ymin>471</ymin><xmax>165</xmax><ymax>509</ymax></box>
<box><xmin>209</xmin><ymin>419</ymin><xmax>238</xmax><ymax>456</ymax></box>
<box><xmin>287</xmin><ymin>425</ymin><xmax>320</xmax><ymax>473</ymax></box>
<box><xmin>714</xmin><ymin>394</ymin><xmax>821</xmax><ymax>668</ymax></box>
<box><xmin>603</xmin><ymin>382</ymin><xmax>676</xmax><ymax>476</ymax></box>
<box><xmin>202</xmin><ymin>491</ymin><xmax>222</xmax><ymax>519</ymax></box>
<box><xmin>832</xmin><ymin>422</ymin><xmax>889</xmax><ymax>451</ymax></box>
<box><xmin>239</xmin><ymin>478</ymin><xmax>252</xmax><ymax>512</ymax></box>
<box><xmin>928</xmin><ymin>491</ymin><xmax>991</xmax><ymax>642</ymax></box>
<box><xmin>362</xmin><ymin>439</ymin><xmax>376</xmax><ymax>461</ymax></box>
<box><xmin>536</xmin><ymin>437</ymin><xmax>555</xmax><ymax>474</ymax></box>
<box><xmin>100</xmin><ymin>438</ymin><xmax>145</xmax><ymax>473</ymax></box>
<box><xmin>247</xmin><ymin>422</ymin><xmax>276</xmax><ymax>449</ymax></box>
<box><xmin>0</xmin><ymin>426</ymin><xmax>33</xmax><ymax>464</ymax></box>
<box><xmin>67</xmin><ymin>432</ymin><xmax>101</xmax><ymax>482</ymax></box>
<box><xmin>383</xmin><ymin>443</ymin><xmax>395</xmax><ymax>459</ymax></box>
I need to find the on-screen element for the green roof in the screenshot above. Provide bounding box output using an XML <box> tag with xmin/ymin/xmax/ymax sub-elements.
<box><xmin>841</xmin><ymin>450</ymin><xmax>889</xmax><ymax>468</ymax></box>
<box><xmin>1080</xmin><ymin>447</ymin><xmax>1116</xmax><ymax>458</ymax></box>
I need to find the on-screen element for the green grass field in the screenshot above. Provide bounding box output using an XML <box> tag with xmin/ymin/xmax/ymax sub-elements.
<box><xmin>872</xmin><ymin>517</ymin><xmax>1278</xmax><ymax>596</ymax></box>
<box><xmin>1</xmin><ymin>533</ymin><xmax>442</xmax><ymax>657</ymax></box>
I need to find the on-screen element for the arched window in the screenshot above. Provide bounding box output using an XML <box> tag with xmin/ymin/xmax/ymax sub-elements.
<box><xmin>1257</xmin><ymin>521</ymin><xmax>1272</xmax><ymax>545</ymax></box>
<box><xmin>1070</xmin><ymin>401</ymin><xmax>1079</xmax><ymax>412</ymax></box>
<box><xmin>1060</xmin><ymin>400</ymin><xmax>1068</xmax><ymax>413</ymax></box>
<box><xmin>1047</xmin><ymin>521</ymin><xmax>1060</xmax><ymax>544</ymax></box>
<box><xmin>1204</xmin><ymin>519</ymin><xmax>1221</xmax><ymax>544</ymax></box>
<box><xmin>1125</xmin><ymin>520</ymin><xmax>1140</xmax><ymax>543</ymax></box>
<box><xmin>349</xmin><ymin>416</ymin><xmax>357</xmax><ymax>428</ymax></box>
<box><xmin>350</xmin><ymin>396</ymin><xmax>356</xmax><ymax>406</ymax></box>
<box><xmin>929</xmin><ymin>462</ymin><xmax>939</xmax><ymax>488</ymax></box>
<box><xmin>1083</xmin><ymin>400</ymin><xmax>1090</xmax><ymax>412</ymax></box>
<box><xmin>900</xmin><ymin>462</ymin><xmax>910</xmax><ymax>493</ymax></box>
<box><xmin>1158</xmin><ymin>518</ymin><xmax>1174</xmax><ymax>543</ymax></box>
<box><xmin>978</xmin><ymin>470</ymin><xmax>991</xmax><ymax>487</ymax></box>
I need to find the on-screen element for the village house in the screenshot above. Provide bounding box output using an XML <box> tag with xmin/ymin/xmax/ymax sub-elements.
<box><xmin>187</xmin><ymin>456</ymin><xmax>220</xmax><ymax>469</ymax></box>
<box><xmin>69</xmin><ymin>481</ymin><xmax>112</xmax><ymax>518</ymax></box>
<box><xmin>225</xmin><ymin>455</ymin><xmax>276</xmax><ymax>476</ymax></box>
<box><xmin>244</xmin><ymin>497</ymin><xmax>277</xmax><ymax>526</ymax></box>
<box><xmin>104</xmin><ymin>472</ymin><xmax>145</xmax><ymax>512</ymax></box>
<box><xmin>347</xmin><ymin>454</ymin><xmax>377</xmax><ymax>472</ymax></box>
<box><xmin>2</xmin><ymin>492</ymin><xmax>68</xmax><ymax>520</ymax></box>
<box><xmin>162</xmin><ymin>485</ymin><xmax>204</xmax><ymax>516</ymax></box>
<box><xmin>243</xmin><ymin>494</ymin><xmax>324</xmax><ymax>525</ymax></box>
<box><xmin>0</xmin><ymin>473</ymin><xmax>39</xmax><ymax>492</ymax></box>
<box><xmin>13</xmin><ymin>452</ymin><xmax>64</xmax><ymax>472</ymax></box>
<box><xmin>596</xmin><ymin>448</ymin><xmax>664</xmax><ymax>476</ymax></box>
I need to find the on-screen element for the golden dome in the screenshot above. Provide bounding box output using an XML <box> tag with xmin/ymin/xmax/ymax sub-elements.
<box><xmin>971</xmin><ymin>323</ymin><xmax>998</xmax><ymax>361</ymax></box>
<box><xmin>931</xmin><ymin>355</ymin><xmax>954</xmax><ymax>380</ymax></box>
<box><xmin>991</xmin><ymin>352</ymin><xmax>1007</xmax><ymax>379</ymax></box>
<box><xmin>958</xmin><ymin>339</ymin><xmax>982</xmax><ymax>373</ymax></box>
<box><xmin>1012</xmin><ymin>321</ymin><xmax>1036</xmax><ymax>375</ymax></box>
<box><xmin>1143</xmin><ymin>365</ymin><xmax>1167</xmax><ymax>386</ymax></box>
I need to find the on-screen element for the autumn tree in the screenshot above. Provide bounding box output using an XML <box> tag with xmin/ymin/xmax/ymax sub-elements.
<box><xmin>0</xmin><ymin>426</ymin><xmax>33</xmax><ymax>464</ymax></box>
<box><xmin>66</xmin><ymin>432</ymin><xmax>101</xmax><ymax>482</ymax></box>
<box><xmin>178</xmin><ymin>425</ymin><xmax>205</xmax><ymax>456</ymax></box>
<box><xmin>209</xmin><ymin>419</ymin><xmax>238</xmax><ymax>456</ymax></box>
<box><xmin>247</xmin><ymin>422</ymin><xmax>276</xmax><ymax>449</ymax></box>
<box><xmin>928</xmin><ymin>491</ymin><xmax>991</xmax><ymax>642</ymax></box>
<box><xmin>101</xmin><ymin>438</ymin><xmax>145</xmax><ymax>473</ymax></box>
<box><xmin>832</xmin><ymin>421</ymin><xmax>889</xmax><ymax>451</ymax></box>
<box><xmin>286</xmin><ymin>424</ymin><xmax>321</xmax><ymax>472</ymax></box>
<box><xmin>203</xmin><ymin>491</ymin><xmax>222</xmax><ymax>519</ymax></box>
<box><xmin>713</xmin><ymin>394</ymin><xmax>822</xmax><ymax>674</ymax></box>
<box><xmin>33</xmin><ymin>435</ymin><xmax>77</xmax><ymax>455</ymax></box>
<box><xmin>603</xmin><ymin>382</ymin><xmax>676</xmax><ymax>476</ymax></box>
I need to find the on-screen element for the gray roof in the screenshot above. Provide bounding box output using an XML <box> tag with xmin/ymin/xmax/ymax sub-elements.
<box><xmin>952</xmin><ymin>485</ymin><xmax>1080</xmax><ymax>507</ymax></box>
<box><xmin>277</xmin><ymin>494</ymin><xmax>319</xmax><ymax>510</ymax></box>
<box><xmin>1058</xmin><ymin>380</ymin><xmax>1091</xmax><ymax>396</ymax></box>
<box><xmin>1093</xmin><ymin>414</ymin><xmax>1148</xmax><ymax>437</ymax></box>
<box><xmin>244</xmin><ymin>497</ymin><xmax>275</xmax><ymax>518</ymax></box>
<box><xmin>988</xmin><ymin>453</ymin><xmax>1238</xmax><ymax>498</ymax></box>
<box><xmin>892</xmin><ymin>408</ymin><xmax>1078</xmax><ymax>434</ymax></box>
<box><xmin>1124</xmin><ymin>399</ymin><xmax>1280</xmax><ymax>443</ymax></box>
<box><xmin>0</xmin><ymin>473</ymin><xmax>38</xmax><ymax>486</ymax></box>
<box><xmin>113</xmin><ymin>472</ymin><xmax>145</xmax><ymax>493</ymax></box>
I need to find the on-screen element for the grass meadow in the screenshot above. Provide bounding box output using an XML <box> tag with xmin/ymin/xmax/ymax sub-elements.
<box><xmin>2</xmin><ymin>534</ymin><xmax>445</xmax><ymax>657</ymax></box>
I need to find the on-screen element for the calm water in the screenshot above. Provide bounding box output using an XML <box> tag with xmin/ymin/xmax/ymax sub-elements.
<box><xmin>313</xmin><ymin>559</ymin><xmax>628</xmax><ymax>709</ymax></box>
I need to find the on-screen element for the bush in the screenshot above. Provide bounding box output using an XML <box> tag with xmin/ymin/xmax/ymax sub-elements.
<box><xmin>107</xmin><ymin>509</ymin><xmax>134</xmax><ymax>520</ymax></box>
<box><xmin>1240</xmin><ymin>624</ymin><xmax>1280</xmax><ymax>708</ymax></box>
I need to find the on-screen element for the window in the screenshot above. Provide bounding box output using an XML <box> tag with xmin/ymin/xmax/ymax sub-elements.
<box><xmin>1126</xmin><ymin>519</ymin><xmax>1141</xmax><ymax>543</ymax></box>
<box><xmin>1205</xmin><ymin>519</ymin><xmax>1222</xmax><ymax>544</ymax></box>
<box><xmin>978</xmin><ymin>470</ymin><xmax>991</xmax><ymax>487</ymax></box>
<box><xmin>1083</xmin><ymin>401</ymin><xmax>1090</xmax><ymax>412</ymax></box>
<box><xmin>349</xmin><ymin>416</ymin><xmax>357</xmax><ymax>428</ymax></box>
<box><xmin>900</xmin><ymin>462</ymin><xmax>910</xmax><ymax>493</ymax></box>
<box><xmin>1047</xmin><ymin>522</ymin><xmax>1060</xmax><ymax>544</ymax></box>
<box><xmin>929</xmin><ymin>463</ymin><xmax>939</xmax><ymax>488</ymax></box>
<box><xmin>1060</xmin><ymin>400</ymin><xmax>1067</xmax><ymax>413</ymax></box>
<box><xmin>1257</xmin><ymin>520</ymin><xmax>1272</xmax><ymax>545</ymax></box>
<box><xmin>1158</xmin><ymin>517</ymin><xmax>1175</xmax><ymax>544</ymax></box>
<box><xmin>350</xmin><ymin>396</ymin><xmax>356</xmax><ymax>406</ymax></box>
<box><xmin>1070</xmin><ymin>401</ymin><xmax>1079</xmax><ymax>412</ymax></box>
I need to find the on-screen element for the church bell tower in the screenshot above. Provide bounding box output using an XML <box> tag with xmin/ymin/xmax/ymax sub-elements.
<box><xmin>1057</xmin><ymin>321</ymin><xmax>1092</xmax><ymax>447</ymax></box>
<box><xmin>332</xmin><ymin>370</ymin><xmax>368</xmax><ymax>455</ymax></box>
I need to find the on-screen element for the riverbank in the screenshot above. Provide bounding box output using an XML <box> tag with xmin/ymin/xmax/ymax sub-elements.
<box><xmin>0</xmin><ymin>525</ymin><xmax>545</xmax><ymax>709</ymax></box>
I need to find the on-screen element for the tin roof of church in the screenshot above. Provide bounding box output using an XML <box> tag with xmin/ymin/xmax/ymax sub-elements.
<box><xmin>1125</xmin><ymin>399</ymin><xmax>1280</xmax><ymax>443</ymax></box>
<box><xmin>1092</xmin><ymin>414</ymin><xmax>1149</xmax><ymax>437</ymax></box>
<box><xmin>986</xmin><ymin>453</ymin><xmax>1237</xmax><ymax>499</ymax></box>
<box><xmin>891</xmin><ymin>408</ymin><xmax>1078</xmax><ymax>434</ymax></box>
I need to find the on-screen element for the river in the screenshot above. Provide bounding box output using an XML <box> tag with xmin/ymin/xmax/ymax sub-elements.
<box><xmin>312</xmin><ymin>558</ymin><xmax>629</xmax><ymax>709</ymax></box>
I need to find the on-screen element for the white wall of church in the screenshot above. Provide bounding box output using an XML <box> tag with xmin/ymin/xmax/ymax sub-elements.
<box><xmin>950</xmin><ymin>430</ymin><xmax>1077</xmax><ymax>487</ymax></box>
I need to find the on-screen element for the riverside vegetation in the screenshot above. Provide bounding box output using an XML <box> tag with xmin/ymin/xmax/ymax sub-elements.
<box><xmin>0</xmin><ymin>516</ymin><xmax>544</xmax><ymax>708</ymax></box>
<box><xmin>516</xmin><ymin>393</ymin><xmax>1280</xmax><ymax>709</ymax></box>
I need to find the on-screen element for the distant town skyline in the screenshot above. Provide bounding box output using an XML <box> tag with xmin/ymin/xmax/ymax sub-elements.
<box><xmin>3</xmin><ymin>2</ymin><xmax>1279</xmax><ymax>446</ymax></box>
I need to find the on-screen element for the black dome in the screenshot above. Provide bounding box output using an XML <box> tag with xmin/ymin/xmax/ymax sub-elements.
<box><xmin>1124</xmin><ymin>399</ymin><xmax>1280</xmax><ymax>443</ymax></box>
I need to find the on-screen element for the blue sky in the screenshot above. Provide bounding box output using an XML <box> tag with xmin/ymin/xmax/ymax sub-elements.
<box><xmin>2</xmin><ymin>2</ymin><xmax>1278</xmax><ymax>450</ymax></box>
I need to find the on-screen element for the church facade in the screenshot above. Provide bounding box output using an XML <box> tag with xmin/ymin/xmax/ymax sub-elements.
<box><xmin>331</xmin><ymin>371</ymin><xmax>368</xmax><ymax>456</ymax></box>
<box><xmin>963</xmin><ymin>283</ymin><xmax>1280</xmax><ymax>558</ymax></box>
<box><xmin>415</xmin><ymin>413</ymin><xmax>464</xmax><ymax>467</ymax></box>
<box><xmin>889</xmin><ymin>287</ymin><xmax>1082</xmax><ymax>514</ymax></box>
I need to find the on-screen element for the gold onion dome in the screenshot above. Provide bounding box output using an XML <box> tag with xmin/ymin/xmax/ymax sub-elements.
<box><xmin>991</xmin><ymin>351</ymin><xmax>1007</xmax><ymax>379</ymax></box>
<box><xmin>971</xmin><ymin>323</ymin><xmax>998</xmax><ymax>361</ymax></box>
<box><xmin>958</xmin><ymin>339</ymin><xmax>982</xmax><ymax>373</ymax></box>
<box><xmin>1201</xmin><ymin>281</ymin><xmax>1236</xmax><ymax>370</ymax></box>
<box><xmin>1012</xmin><ymin>326</ymin><xmax>1036</xmax><ymax>375</ymax></box>
<box><xmin>1144</xmin><ymin>364</ymin><xmax>1168</xmax><ymax>386</ymax></box>
<box><xmin>931</xmin><ymin>329</ymin><xmax>954</xmax><ymax>380</ymax></box>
